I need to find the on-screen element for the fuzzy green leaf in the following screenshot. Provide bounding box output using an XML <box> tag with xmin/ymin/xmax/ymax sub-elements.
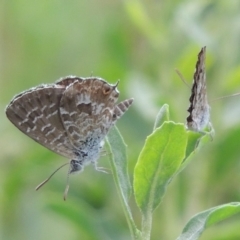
<box><xmin>106</xmin><ymin>125</ymin><xmax>132</xmax><ymax>203</ymax></box>
<box><xmin>153</xmin><ymin>104</ymin><xmax>169</xmax><ymax>130</ymax></box>
<box><xmin>177</xmin><ymin>130</ymin><xmax>213</xmax><ymax>174</ymax></box>
<box><xmin>134</xmin><ymin>121</ymin><xmax>188</xmax><ymax>213</ymax></box>
<box><xmin>176</xmin><ymin>202</ymin><xmax>240</xmax><ymax>240</ymax></box>
<box><xmin>106</xmin><ymin>126</ymin><xmax>141</xmax><ymax>240</ymax></box>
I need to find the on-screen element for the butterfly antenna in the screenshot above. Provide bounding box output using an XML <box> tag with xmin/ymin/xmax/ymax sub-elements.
<box><xmin>63</xmin><ymin>166</ymin><xmax>71</xmax><ymax>201</ymax></box>
<box><xmin>35</xmin><ymin>162</ymin><xmax>69</xmax><ymax>191</ymax></box>
<box><xmin>175</xmin><ymin>69</ymin><xmax>191</xmax><ymax>88</ymax></box>
<box><xmin>211</xmin><ymin>92</ymin><xmax>240</xmax><ymax>102</ymax></box>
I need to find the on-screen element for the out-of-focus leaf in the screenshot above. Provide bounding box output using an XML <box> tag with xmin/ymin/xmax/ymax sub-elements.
<box><xmin>153</xmin><ymin>104</ymin><xmax>169</xmax><ymax>130</ymax></box>
<box><xmin>176</xmin><ymin>202</ymin><xmax>240</xmax><ymax>240</ymax></box>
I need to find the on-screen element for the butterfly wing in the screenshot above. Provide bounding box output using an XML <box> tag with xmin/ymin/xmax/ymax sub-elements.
<box><xmin>59</xmin><ymin>78</ymin><xmax>120</xmax><ymax>149</ymax></box>
<box><xmin>6</xmin><ymin>76</ymin><xmax>134</xmax><ymax>160</ymax></box>
<box><xmin>56</xmin><ymin>75</ymin><xmax>83</xmax><ymax>87</ymax></box>
<box><xmin>112</xmin><ymin>98</ymin><xmax>134</xmax><ymax>124</ymax></box>
<box><xmin>187</xmin><ymin>46</ymin><xmax>210</xmax><ymax>131</ymax></box>
<box><xmin>6</xmin><ymin>84</ymin><xmax>76</xmax><ymax>159</ymax></box>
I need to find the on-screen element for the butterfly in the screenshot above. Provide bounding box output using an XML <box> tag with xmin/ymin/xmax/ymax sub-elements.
<box><xmin>186</xmin><ymin>46</ymin><xmax>211</xmax><ymax>132</ymax></box>
<box><xmin>6</xmin><ymin>76</ymin><xmax>133</xmax><ymax>199</ymax></box>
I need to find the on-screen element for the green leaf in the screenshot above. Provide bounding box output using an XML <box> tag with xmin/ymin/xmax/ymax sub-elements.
<box><xmin>153</xmin><ymin>104</ymin><xmax>169</xmax><ymax>130</ymax></box>
<box><xmin>176</xmin><ymin>202</ymin><xmax>240</xmax><ymax>240</ymax></box>
<box><xmin>134</xmin><ymin>121</ymin><xmax>188</xmax><ymax>213</ymax></box>
<box><xmin>106</xmin><ymin>125</ymin><xmax>132</xmax><ymax>202</ymax></box>
<box><xmin>176</xmin><ymin>131</ymin><xmax>202</xmax><ymax>174</ymax></box>
<box><xmin>179</xmin><ymin>128</ymin><xmax>213</xmax><ymax>172</ymax></box>
<box><xmin>106</xmin><ymin>126</ymin><xmax>141</xmax><ymax>240</ymax></box>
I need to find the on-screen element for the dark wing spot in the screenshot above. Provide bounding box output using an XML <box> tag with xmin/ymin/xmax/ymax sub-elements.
<box><xmin>77</xmin><ymin>103</ymin><xmax>92</xmax><ymax>115</ymax></box>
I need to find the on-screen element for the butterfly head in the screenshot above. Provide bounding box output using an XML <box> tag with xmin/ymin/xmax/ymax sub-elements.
<box><xmin>69</xmin><ymin>159</ymin><xmax>84</xmax><ymax>174</ymax></box>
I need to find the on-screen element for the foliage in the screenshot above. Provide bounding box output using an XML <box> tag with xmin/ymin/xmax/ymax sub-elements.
<box><xmin>107</xmin><ymin>105</ymin><xmax>240</xmax><ymax>240</ymax></box>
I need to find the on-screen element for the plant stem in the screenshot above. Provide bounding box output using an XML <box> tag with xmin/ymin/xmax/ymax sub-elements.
<box><xmin>141</xmin><ymin>211</ymin><xmax>152</xmax><ymax>240</ymax></box>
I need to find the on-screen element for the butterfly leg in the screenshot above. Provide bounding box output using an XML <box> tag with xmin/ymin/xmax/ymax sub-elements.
<box><xmin>92</xmin><ymin>161</ymin><xmax>110</xmax><ymax>174</ymax></box>
<box><xmin>207</xmin><ymin>122</ymin><xmax>215</xmax><ymax>140</ymax></box>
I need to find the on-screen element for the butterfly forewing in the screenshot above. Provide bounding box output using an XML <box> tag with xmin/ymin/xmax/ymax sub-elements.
<box><xmin>6</xmin><ymin>84</ymin><xmax>76</xmax><ymax>159</ymax></box>
<box><xmin>186</xmin><ymin>46</ymin><xmax>210</xmax><ymax>131</ymax></box>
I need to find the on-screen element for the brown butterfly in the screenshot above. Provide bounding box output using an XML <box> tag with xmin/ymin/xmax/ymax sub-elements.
<box><xmin>186</xmin><ymin>47</ymin><xmax>211</xmax><ymax>132</ymax></box>
<box><xmin>6</xmin><ymin>76</ymin><xmax>134</xmax><ymax>199</ymax></box>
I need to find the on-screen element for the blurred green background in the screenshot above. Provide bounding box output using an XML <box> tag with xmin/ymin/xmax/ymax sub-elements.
<box><xmin>2</xmin><ymin>1</ymin><xmax>240</xmax><ymax>239</ymax></box>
